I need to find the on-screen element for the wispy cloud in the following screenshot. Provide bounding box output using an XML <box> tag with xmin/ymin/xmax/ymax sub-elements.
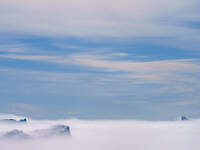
<box><xmin>0</xmin><ymin>0</ymin><xmax>200</xmax><ymax>48</ymax></box>
<box><xmin>1</xmin><ymin>53</ymin><xmax>200</xmax><ymax>84</ymax></box>
<box><xmin>72</xmin><ymin>54</ymin><xmax>200</xmax><ymax>72</ymax></box>
<box><xmin>1</xmin><ymin>53</ymin><xmax>200</xmax><ymax>72</ymax></box>
<box><xmin>166</xmin><ymin>100</ymin><xmax>200</xmax><ymax>106</ymax></box>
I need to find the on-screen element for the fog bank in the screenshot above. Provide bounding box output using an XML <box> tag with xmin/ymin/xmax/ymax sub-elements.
<box><xmin>0</xmin><ymin>116</ymin><xmax>199</xmax><ymax>150</ymax></box>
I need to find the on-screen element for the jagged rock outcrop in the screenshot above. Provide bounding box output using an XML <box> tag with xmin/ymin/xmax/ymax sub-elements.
<box><xmin>19</xmin><ymin>118</ymin><xmax>27</xmax><ymax>123</ymax></box>
<box><xmin>181</xmin><ymin>116</ymin><xmax>189</xmax><ymax>121</ymax></box>
<box><xmin>33</xmin><ymin>125</ymin><xmax>71</xmax><ymax>138</ymax></box>
<box><xmin>3</xmin><ymin>130</ymin><xmax>32</xmax><ymax>139</ymax></box>
<box><xmin>1</xmin><ymin>125</ymin><xmax>71</xmax><ymax>140</ymax></box>
<box><xmin>0</xmin><ymin>118</ymin><xmax>27</xmax><ymax>123</ymax></box>
<box><xmin>0</xmin><ymin>116</ymin><xmax>71</xmax><ymax>140</ymax></box>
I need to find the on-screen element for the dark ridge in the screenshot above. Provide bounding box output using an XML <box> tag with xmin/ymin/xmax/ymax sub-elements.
<box><xmin>3</xmin><ymin>130</ymin><xmax>32</xmax><ymax>139</ymax></box>
<box><xmin>0</xmin><ymin>118</ymin><xmax>27</xmax><ymax>123</ymax></box>
<box><xmin>181</xmin><ymin>116</ymin><xmax>189</xmax><ymax>121</ymax></box>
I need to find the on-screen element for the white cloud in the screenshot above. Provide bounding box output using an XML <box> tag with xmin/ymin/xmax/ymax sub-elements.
<box><xmin>72</xmin><ymin>54</ymin><xmax>200</xmax><ymax>72</ymax></box>
<box><xmin>0</xmin><ymin>116</ymin><xmax>199</xmax><ymax>150</ymax></box>
<box><xmin>0</xmin><ymin>0</ymin><xmax>200</xmax><ymax>48</ymax></box>
<box><xmin>111</xmin><ymin>53</ymin><xmax>129</xmax><ymax>57</ymax></box>
<box><xmin>0</xmin><ymin>53</ymin><xmax>200</xmax><ymax>87</ymax></box>
<box><xmin>1</xmin><ymin>53</ymin><xmax>199</xmax><ymax>73</ymax></box>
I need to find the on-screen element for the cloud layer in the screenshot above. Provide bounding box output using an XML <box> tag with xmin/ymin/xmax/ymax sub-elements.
<box><xmin>1</xmin><ymin>52</ymin><xmax>200</xmax><ymax>86</ymax></box>
<box><xmin>0</xmin><ymin>114</ymin><xmax>199</xmax><ymax>150</ymax></box>
<box><xmin>1</xmin><ymin>0</ymin><xmax>200</xmax><ymax>48</ymax></box>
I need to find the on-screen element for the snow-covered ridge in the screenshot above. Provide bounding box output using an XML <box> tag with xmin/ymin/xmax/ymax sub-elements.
<box><xmin>0</xmin><ymin>115</ymin><xmax>71</xmax><ymax>140</ymax></box>
<box><xmin>2</xmin><ymin>125</ymin><xmax>71</xmax><ymax>140</ymax></box>
<box><xmin>0</xmin><ymin>118</ymin><xmax>28</xmax><ymax>123</ymax></box>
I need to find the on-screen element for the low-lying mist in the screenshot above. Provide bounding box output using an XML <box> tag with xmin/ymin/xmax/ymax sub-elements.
<box><xmin>0</xmin><ymin>115</ymin><xmax>199</xmax><ymax>150</ymax></box>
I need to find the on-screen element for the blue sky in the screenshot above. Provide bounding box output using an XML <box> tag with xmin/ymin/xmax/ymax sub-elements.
<box><xmin>0</xmin><ymin>0</ymin><xmax>200</xmax><ymax>120</ymax></box>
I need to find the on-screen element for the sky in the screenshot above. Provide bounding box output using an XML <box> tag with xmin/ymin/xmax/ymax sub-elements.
<box><xmin>0</xmin><ymin>0</ymin><xmax>200</xmax><ymax>120</ymax></box>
